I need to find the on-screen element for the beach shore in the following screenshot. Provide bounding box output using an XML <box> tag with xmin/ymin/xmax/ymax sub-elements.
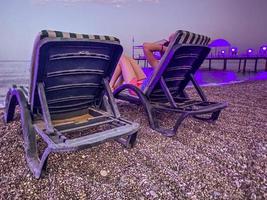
<box><xmin>0</xmin><ymin>80</ymin><xmax>266</xmax><ymax>199</ymax></box>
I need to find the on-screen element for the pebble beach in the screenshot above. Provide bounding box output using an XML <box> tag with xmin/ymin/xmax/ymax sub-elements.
<box><xmin>0</xmin><ymin>80</ymin><xmax>266</xmax><ymax>199</ymax></box>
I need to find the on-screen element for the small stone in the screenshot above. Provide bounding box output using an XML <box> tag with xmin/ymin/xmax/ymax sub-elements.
<box><xmin>235</xmin><ymin>180</ymin><xmax>241</xmax><ymax>188</ymax></box>
<box><xmin>213</xmin><ymin>191</ymin><xmax>221</xmax><ymax>197</ymax></box>
<box><xmin>150</xmin><ymin>190</ymin><xmax>158</xmax><ymax>198</ymax></box>
<box><xmin>139</xmin><ymin>196</ymin><xmax>145</xmax><ymax>200</ymax></box>
<box><xmin>100</xmin><ymin>170</ymin><xmax>108</xmax><ymax>177</ymax></box>
<box><xmin>191</xmin><ymin>195</ymin><xmax>198</xmax><ymax>200</ymax></box>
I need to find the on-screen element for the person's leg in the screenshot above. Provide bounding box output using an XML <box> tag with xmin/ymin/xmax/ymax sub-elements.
<box><xmin>109</xmin><ymin>60</ymin><xmax>122</xmax><ymax>90</ymax></box>
<box><xmin>120</xmin><ymin>55</ymin><xmax>138</xmax><ymax>83</ymax></box>
<box><xmin>143</xmin><ymin>42</ymin><xmax>162</xmax><ymax>68</ymax></box>
<box><xmin>113</xmin><ymin>74</ymin><xmax>124</xmax><ymax>90</ymax></box>
<box><xmin>124</xmin><ymin>55</ymin><xmax>146</xmax><ymax>81</ymax></box>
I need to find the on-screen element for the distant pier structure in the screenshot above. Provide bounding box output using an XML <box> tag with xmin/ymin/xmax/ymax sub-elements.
<box><xmin>132</xmin><ymin>38</ymin><xmax>267</xmax><ymax>72</ymax></box>
<box><xmin>207</xmin><ymin>39</ymin><xmax>267</xmax><ymax>73</ymax></box>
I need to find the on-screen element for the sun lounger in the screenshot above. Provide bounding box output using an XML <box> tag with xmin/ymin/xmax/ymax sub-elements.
<box><xmin>4</xmin><ymin>30</ymin><xmax>139</xmax><ymax>178</ymax></box>
<box><xmin>114</xmin><ymin>30</ymin><xmax>227</xmax><ymax>137</ymax></box>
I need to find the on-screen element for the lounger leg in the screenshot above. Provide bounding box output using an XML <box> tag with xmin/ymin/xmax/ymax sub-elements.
<box><xmin>180</xmin><ymin>90</ymin><xmax>189</xmax><ymax>99</ymax></box>
<box><xmin>4</xmin><ymin>88</ymin><xmax>38</xmax><ymax>160</ymax></box>
<box><xmin>4</xmin><ymin>87</ymin><xmax>52</xmax><ymax>179</ymax></box>
<box><xmin>113</xmin><ymin>84</ymin><xmax>157</xmax><ymax>129</ymax></box>
<box><xmin>116</xmin><ymin>131</ymin><xmax>137</xmax><ymax>148</ymax></box>
<box><xmin>127</xmin><ymin>131</ymin><xmax>138</xmax><ymax>148</ymax></box>
<box><xmin>4</xmin><ymin>89</ymin><xmax>17</xmax><ymax>123</ymax></box>
<box><xmin>28</xmin><ymin>147</ymin><xmax>52</xmax><ymax>179</ymax></box>
<box><xmin>127</xmin><ymin>85</ymin><xmax>157</xmax><ymax>129</ymax></box>
<box><xmin>172</xmin><ymin>113</ymin><xmax>189</xmax><ymax>134</ymax></box>
<box><xmin>211</xmin><ymin>110</ymin><xmax>221</xmax><ymax>121</ymax></box>
<box><xmin>193</xmin><ymin>110</ymin><xmax>222</xmax><ymax>122</ymax></box>
<box><xmin>154</xmin><ymin>113</ymin><xmax>188</xmax><ymax>137</ymax></box>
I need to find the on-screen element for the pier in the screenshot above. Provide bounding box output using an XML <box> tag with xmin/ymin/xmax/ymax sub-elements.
<box><xmin>206</xmin><ymin>56</ymin><xmax>267</xmax><ymax>73</ymax></box>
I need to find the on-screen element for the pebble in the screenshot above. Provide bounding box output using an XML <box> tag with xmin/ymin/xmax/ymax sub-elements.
<box><xmin>100</xmin><ymin>170</ymin><xmax>108</xmax><ymax>177</ymax></box>
<box><xmin>0</xmin><ymin>81</ymin><xmax>266</xmax><ymax>199</ymax></box>
<box><xmin>150</xmin><ymin>190</ymin><xmax>158</xmax><ymax>198</ymax></box>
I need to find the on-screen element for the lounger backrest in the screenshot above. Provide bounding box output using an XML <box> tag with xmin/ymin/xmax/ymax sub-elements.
<box><xmin>29</xmin><ymin>30</ymin><xmax>122</xmax><ymax>116</ymax></box>
<box><xmin>143</xmin><ymin>30</ymin><xmax>210</xmax><ymax>101</ymax></box>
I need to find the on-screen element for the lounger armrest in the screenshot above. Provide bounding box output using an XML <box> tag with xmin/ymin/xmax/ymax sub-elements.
<box><xmin>4</xmin><ymin>86</ymin><xmax>31</xmax><ymax>123</ymax></box>
<box><xmin>114</xmin><ymin>84</ymin><xmax>146</xmax><ymax>99</ymax></box>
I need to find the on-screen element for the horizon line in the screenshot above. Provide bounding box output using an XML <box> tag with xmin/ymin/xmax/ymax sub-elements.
<box><xmin>0</xmin><ymin>60</ymin><xmax>31</xmax><ymax>62</ymax></box>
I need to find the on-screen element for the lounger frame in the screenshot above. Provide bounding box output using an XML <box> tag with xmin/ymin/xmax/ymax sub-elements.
<box><xmin>114</xmin><ymin>44</ymin><xmax>227</xmax><ymax>137</ymax></box>
<box><xmin>4</xmin><ymin>80</ymin><xmax>138</xmax><ymax>178</ymax></box>
<box><xmin>3</xmin><ymin>31</ymin><xmax>139</xmax><ymax>178</ymax></box>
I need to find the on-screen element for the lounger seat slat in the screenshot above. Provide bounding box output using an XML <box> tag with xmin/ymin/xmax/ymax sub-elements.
<box><xmin>54</xmin><ymin>116</ymin><xmax>114</xmax><ymax>133</ymax></box>
<box><xmin>33</xmin><ymin>116</ymin><xmax>116</xmax><ymax>143</ymax></box>
<box><xmin>52</xmin><ymin>123</ymin><xmax>138</xmax><ymax>150</ymax></box>
<box><xmin>59</xmin><ymin>119</ymin><xmax>115</xmax><ymax>134</ymax></box>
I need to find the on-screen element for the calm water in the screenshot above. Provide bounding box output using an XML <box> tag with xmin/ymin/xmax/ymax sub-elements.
<box><xmin>0</xmin><ymin>61</ymin><xmax>30</xmax><ymax>107</ymax></box>
<box><xmin>0</xmin><ymin>60</ymin><xmax>266</xmax><ymax>108</ymax></box>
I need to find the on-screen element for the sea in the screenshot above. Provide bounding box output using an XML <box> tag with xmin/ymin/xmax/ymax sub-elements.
<box><xmin>0</xmin><ymin>60</ymin><xmax>266</xmax><ymax>108</ymax></box>
<box><xmin>0</xmin><ymin>61</ymin><xmax>30</xmax><ymax>107</ymax></box>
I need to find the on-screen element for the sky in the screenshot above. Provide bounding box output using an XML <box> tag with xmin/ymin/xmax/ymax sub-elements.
<box><xmin>0</xmin><ymin>0</ymin><xmax>267</xmax><ymax>60</ymax></box>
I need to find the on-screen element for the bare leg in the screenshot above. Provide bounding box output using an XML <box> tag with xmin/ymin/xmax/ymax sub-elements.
<box><xmin>124</xmin><ymin>55</ymin><xmax>146</xmax><ymax>81</ymax></box>
<box><xmin>120</xmin><ymin>55</ymin><xmax>138</xmax><ymax>83</ymax></box>
<box><xmin>110</xmin><ymin>55</ymin><xmax>146</xmax><ymax>91</ymax></box>
<box><xmin>143</xmin><ymin>42</ymin><xmax>162</xmax><ymax>68</ymax></box>
<box><xmin>109</xmin><ymin>61</ymin><xmax>122</xmax><ymax>90</ymax></box>
<box><xmin>113</xmin><ymin>74</ymin><xmax>124</xmax><ymax>90</ymax></box>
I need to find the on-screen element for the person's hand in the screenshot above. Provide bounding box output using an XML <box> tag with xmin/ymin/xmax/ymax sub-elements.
<box><xmin>168</xmin><ymin>33</ymin><xmax>176</xmax><ymax>43</ymax></box>
<box><xmin>162</xmin><ymin>45</ymin><xmax>167</xmax><ymax>53</ymax></box>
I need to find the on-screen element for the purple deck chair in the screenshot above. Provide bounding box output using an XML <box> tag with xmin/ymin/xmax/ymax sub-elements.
<box><xmin>114</xmin><ymin>30</ymin><xmax>227</xmax><ymax>137</ymax></box>
<box><xmin>4</xmin><ymin>30</ymin><xmax>139</xmax><ymax>178</ymax></box>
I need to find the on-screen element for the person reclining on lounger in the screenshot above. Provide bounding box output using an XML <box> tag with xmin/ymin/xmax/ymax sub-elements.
<box><xmin>143</xmin><ymin>32</ymin><xmax>176</xmax><ymax>68</ymax></box>
<box><xmin>110</xmin><ymin>33</ymin><xmax>175</xmax><ymax>91</ymax></box>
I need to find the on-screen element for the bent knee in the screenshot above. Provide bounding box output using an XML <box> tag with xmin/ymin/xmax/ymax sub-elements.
<box><xmin>143</xmin><ymin>42</ymin><xmax>151</xmax><ymax>52</ymax></box>
<box><xmin>143</xmin><ymin>42</ymin><xmax>149</xmax><ymax>48</ymax></box>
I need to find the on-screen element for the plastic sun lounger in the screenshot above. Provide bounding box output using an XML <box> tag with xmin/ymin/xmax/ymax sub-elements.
<box><xmin>114</xmin><ymin>30</ymin><xmax>227</xmax><ymax>137</ymax></box>
<box><xmin>3</xmin><ymin>30</ymin><xmax>139</xmax><ymax>178</ymax></box>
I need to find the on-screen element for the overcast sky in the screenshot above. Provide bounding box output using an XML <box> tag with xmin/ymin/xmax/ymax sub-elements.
<box><xmin>0</xmin><ymin>0</ymin><xmax>267</xmax><ymax>60</ymax></box>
